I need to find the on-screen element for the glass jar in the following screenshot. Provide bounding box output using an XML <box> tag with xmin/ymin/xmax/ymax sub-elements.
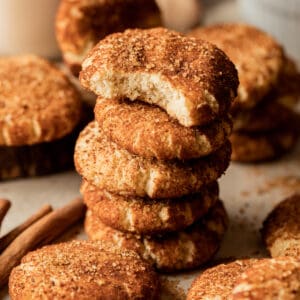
<box><xmin>0</xmin><ymin>0</ymin><xmax>61</xmax><ymax>59</ymax></box>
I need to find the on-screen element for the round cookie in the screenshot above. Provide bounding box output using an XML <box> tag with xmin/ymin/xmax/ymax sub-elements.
<box><xmin>231</xmin><ymin>257</ymin><xmax>300</xmax><ymax>299</ymax></box>
<box><xmin>56</xmin><ymin>0</ymin><xmax>162</xmax><ymax>75</ymax></box>
<box><xmin>230</xmin><ymin>129</ymin><xmax>299</xmax><ymax>163</ymax></box>
<box><xmin>188</xmin><ymin>23</ymin><xmax>284</xmax><ymax>109</ymax></box>
<box><xmin>81</xmin><ymin>180</ymin><xmax>219</xmax><ymax>235</ymax></box>
<box><xmin>0</xmin><ymin>55</ymin><xmax>82</xmax><ymax>146</ymax></box>
<box><xmin>74</xmin><ymin>122</ymin><xmax>231</xmax><ymax>198</ymax></box>
<box><xmin>0</xmin><ymin>55</ymin><xmax>84</xmax><ymax>180</ymax></box>
<box><xmin>95</xmin><ymin>97</ymin><xmax>232</xmax><ymax>160</ymax></box>
<box><xmin>85</xmin><ymin>200</ymin><xmax>228</xmax><ymax>272</ymax></box>
<box><xmin>80</xmin><ymin>27</ymin><xmax>239</xmax><ymax>127</ymax></box>
<box><xmin>9</xmin><ymin>240</ymin><xmax>159</xmax><ymax>300</ymax></box>
<box><xmin>262</xmin><ymin>194</ymin><xmax>300</xmax><ymax>258</ymax></box>
<box><xmin>187</xmin><ymin>259</ymin><xmax>261</xmax><ymax>300</ymax></box>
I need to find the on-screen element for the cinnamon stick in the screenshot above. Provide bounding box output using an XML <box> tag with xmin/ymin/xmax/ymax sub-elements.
<box><xmin>0</xmin><ymin>197</ymin><xmax>85</xmax><ymax>287</ymax></box>
<box><xmin>0</xmin><ymin>199</ymin><xmax>11</xmax><ymax>227</ymax></box>
<box><xmin>0</xmin><ymin>204</ymin><xmax>53</xmax><ymax>254</ymax></box>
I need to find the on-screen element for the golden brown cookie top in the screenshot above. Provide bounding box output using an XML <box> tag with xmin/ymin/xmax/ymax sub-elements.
<box><xmin>187</xmin><ymin>259</ymin><xmax>261</xmax><ymax>300</ymax></box>
<box><xmin>56</xmin><ymin>0</ymin><xmax>162</xmax><ymax>75</ymax></box>
<box><xmin>262</xmin><ymin>194</ymin><xmax>300</xmax><ymax>257</ymax></box>
<box><xmin>80</xmin><ymin>27</ymin><xmax>238</xmax><ymax>127</ymax></box>
<box><xmin>9</xmin><ymin>240</ymin><xmax>159</xmax><ymax>300</ymax></box>
<box><xmin>95</xmin><ymin>97</ymin><xmax>232</xmax><ymax>160</ymax></box>
<box><xmin>0</xmin><ymin>55</ymin><xmax>82</xmax><ymax>146</ymax></box>
<box><xmin>231</xmin><ymin>257</ymin><xmax>300</xmax><ymax>300</ymax></box>
<box><xmin>189</xmin><ymin>23</ymin><xmax>284</xmax><ymax>109</ymax></box>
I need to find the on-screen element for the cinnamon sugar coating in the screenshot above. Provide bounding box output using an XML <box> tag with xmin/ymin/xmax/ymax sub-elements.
<box><xmin>231</xmin><ymin>257</ymin><xmax>300</xmax><ymax>299</ymax></box>
<box><xmin>189</xmin><ymin>23</ymin><xmax>284</xmax><ymax>110</ymax></box>
<box><xmin>0</xmin><ymin>55</ymin><xmax>82</xmax><ymax>146</ymax></box>
<box><xmin>94</xmin><ymin>97</ymin><xmax>232</xmax><ymax>160</ymax></box>
<box><xmin>74</xmin><ymin>122</ymin><xmax>231</xmax><ymax>198</ymax></box>
<box><xmin>187</xmin><ymin>259</ymin><xmax>261</xmax><ymax>300</ymax></box>
<box><xmin>56</xmin><ymin>0</ymin><xmax>161</xmax><ymax>75</ymax></box>
<box><xmin>81</xmin><ymin>180</ymin><xmax>219</xmax><ymax>235</ymax></box>
<box><xmin>262</xmin><ymin>194</ymin><xmax>300</xmax><ymax>258</ymax></box>
<box><xmin>85</xmin><ymin>201</ymin><xmax>228</xmax><ymax>272</ymax></box>
<box><xmin>80</xmin><ymin>27</ymin><xmax>238</xmax><ymax>127</ymax></box>
<box><xmin>9</xmin><ymin>240</ymin><xmax>159</xmax><ymax>299</ymax></box>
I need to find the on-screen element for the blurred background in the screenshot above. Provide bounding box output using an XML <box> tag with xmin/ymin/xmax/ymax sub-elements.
<box><xmin>0</xmin><ymin>0</ymin><xmax>299</xmax><ymax>64</ymax></box>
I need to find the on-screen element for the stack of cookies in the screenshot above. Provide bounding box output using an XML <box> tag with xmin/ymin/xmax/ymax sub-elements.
<box><xmin>189</xmin><ymin>23</ymin><xmax>300</xmax><ymax>162</ymax></box>
<box><xmin>75</xmin><ymin>27</ymin><xmax>239</xmax><ymax>272</ymax></box>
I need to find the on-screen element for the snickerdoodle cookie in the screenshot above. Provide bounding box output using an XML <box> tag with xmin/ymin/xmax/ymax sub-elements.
<box><xmin>80</xmin><ymin>27</ymin><xmax>238</xmax><ymax>127</ymax></box>
<box><xmin>189</xmin><ymin>23</ymin><xmax>284</xmax><ymax>110</ymax></box>
<box><xmin>56</xmin><ymin>0</ymin><xmax>161</xmax><ymax>75</ymax></box>
<box><xmin>0</xmin><ymin>55</ymin><xmax>81</xmax><ymax>146</ymax></box>
<box><xmin>230</xmin><ymin>129</ymin><xmax>298</xmax><ymax>162</ymax></box>
<box><xmin>74</xmin><ymin>122</ymin><xmax>231</xmax><ymax>198</ymax></box>
<box><xmin>231</xmin><ymin>257</ymin><xmax>300</xmax><ymax>299</ymax></box>
<box><xmin>94</xmin><ymin>97</ymin><xmax>232</xmax><ymax>160</ymax></box>
<box><xmin>81</xmin><ymin>180</ymin><xmax>219</xmax><ymax>235</ymax></box>
<box><xmin>85</xmin><ymin>200</ymin><xmax>228</xmax><ymax>272</ymax></box>
<box><xmin>187</xmin><ymin>259</ymin><xmax>261</xmax><ymax>300</ymax></box>
<box><xmin>0</xmin><ymin>55</ymin><xmax>83</xmax><ymax>179</ymax></box>
<box><xmin>262</xmin><ymin>194</ymin><xmax>300</xmax><ymax>258</ymax></box>
<box><xmin>9</xmin><ymin>240</ymin><xmax>159</xmax><ymax>299</ymax></box>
